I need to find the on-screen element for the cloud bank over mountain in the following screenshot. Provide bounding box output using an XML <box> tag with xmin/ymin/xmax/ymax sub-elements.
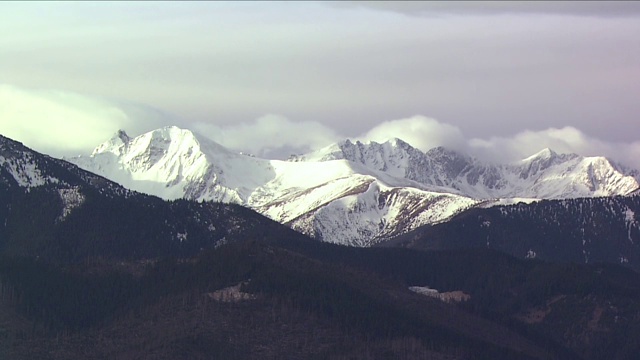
<box><xmin>0</xmin><ymin>85</ymin><xmax>176</xmax><ymax>157</ymax></box>
<box><xmin>192</xmin><ymin>115</ymin><xmax>341</xmax><ymax>158</ymax></box>
<box><xmin>332</xmin><ymin>1</ymin><xmax>640</xmax><ymax>18</ymax></box>
<box><xmin>1</xmin><ymin>84</ymin><xmax>639</xmax><ymax>168</ymax></box>
<box><xmin>2</xmin><ymin>2</ymin><xmax>639</xmax><ymax>147</ymax></box>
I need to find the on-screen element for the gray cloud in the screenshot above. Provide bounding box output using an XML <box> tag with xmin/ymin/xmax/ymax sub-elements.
<box><xmin>2</xmin><ymin>84</ymin><xmax>640</xmax><ymax>169</ymax></box>
<box><xmin>0</xmin><ymin>84</ymin><xmax>174</xmax><ymax>157</ymax></box>
<box><xmin>1</xmin><ymin>2</ymin><xmax>639</xmax><ymax>159</ymax></box>
<box><xmin>359</xmin><ymin>117</ymin><xmax>640</xmax><ymax>169</ymax></box>
<box><xmin>356</xmin><ymin>116</ymin><xmax>468</xmax><ymax>152</ymax></box>
<box><xmin>469</xmin><ymin>127</ymin><xmax>640</xmax><ymax>169</ymax></box>
<box><xmin>330</xmin><ymin>1</ymin><xmax>640</xmax><ymax>18</ymax></box>
<box><xmin>193</xmin><ymin>115</ymin><xmax>341</xmax><ymax>159</ymax></box>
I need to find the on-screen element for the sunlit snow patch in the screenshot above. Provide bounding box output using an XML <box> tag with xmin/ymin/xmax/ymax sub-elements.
<box><xmin>57</xmin><ymin>187</ymin><xmax>85</xmax><ymax>222</ymax></box>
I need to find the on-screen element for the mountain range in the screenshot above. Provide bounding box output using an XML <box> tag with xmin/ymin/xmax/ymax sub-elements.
<box><xmin>0</xmin><ymin>133</ymin><xmax>306</xmax><ymax>262</ymax></box>
<box><xmin>67</xmin><ymin>126</ymin><xmax>640</xmax><ymax>246</ymax></box>
<box><xmin>3</xmin><ymin>129</ymin><xmax>640</xmax><ymax>359</ymax></box>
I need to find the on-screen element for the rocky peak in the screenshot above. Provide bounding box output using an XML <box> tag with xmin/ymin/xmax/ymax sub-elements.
<box><xmin>115</xmin><ymin>129</ymin><xmax>131</xmax><ymax>144</ymax></box>
<box><xmin>92</xmin><ymin>129</ymin><xmax>133</xmax><ymax>156</ymax></box>
<box><xmin>518</xmin><ymin>148</ymin><xmax>579</xmax><ymax>179</ymax></box>
<box><xmin>530</xmin><ymin>147</ymin><xmax>556</xmax><ymax>159</ymax></box>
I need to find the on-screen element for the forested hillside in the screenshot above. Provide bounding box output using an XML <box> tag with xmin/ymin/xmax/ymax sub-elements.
<box><xmin>2</xmin><ymin>239</ymin><xmax>640</xmax><ymax>359</ymax></box>
<box><xmin>389</xmin><ymin>195</ymin><xmax>640</xmax><ymax>271</ymax></box>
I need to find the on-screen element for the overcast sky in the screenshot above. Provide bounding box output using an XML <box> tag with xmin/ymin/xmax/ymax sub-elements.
<box><xmin>1</xmin><ymin>1</ymin><xmax>640</xmax><ymax>166</ymax></box>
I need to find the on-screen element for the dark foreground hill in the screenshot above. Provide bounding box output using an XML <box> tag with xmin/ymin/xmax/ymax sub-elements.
<box><xmin>2</xmin><ymin>134</ymin><xmax>640</xmax><ymax>359</ymax></box>
<box><xmin>0</xmin><ymin>134</ymin><xmax>310</xmax><ymax>263</ymax></box>
<box><xmin>2</xmin><ymin>239</ymin><xmax>640</xmax><ymax>359</ymax></box>
<box><xmin>386</xmin><ymin>196</ymin><xmax>640</xmax><ymax>272</ymax></box>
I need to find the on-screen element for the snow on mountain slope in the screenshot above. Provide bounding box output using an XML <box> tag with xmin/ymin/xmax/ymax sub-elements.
<box><xmin>70</xmin><ymin>126</ymin><xmax>276</xmax><ymax>203</ymax></box>
<box><xmin>288</xmin><ymin>182</ymin><xmax>480</xmax><ymax>246</ymax></box>
<box><xmin>0</xmin><ymin>134</ymin><xmax>131</xmax><ymax>197</ymax></box>
<box><xmin>68</xmin><ymin>127</ymin><xmax>476</xmax><ymax>246</ymax></box>
<box><xmin>67</xmin><ymin>126</ymin><xmax>640</xmax><ymax>247</ymax></box>
<box><xmin>0</xmin><ymin>135</ymin><xmax>60</xmax><ymax>188</ymax></box>
<box><xmin>0</xmin><ymin>134</ymin><xmax>137</xmax><ymax>224</ymax></box>
<box><xmin>506</xmin><ymin>149</ymin><xmax>639</xmax><ymax>198</ymax></box>
<box><xmin>301</xmin><ymin>139</ymin><xmax>640</xmax><ymax>200</ymax></box>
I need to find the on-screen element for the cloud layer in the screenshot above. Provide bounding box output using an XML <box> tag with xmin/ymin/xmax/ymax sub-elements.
<box><xmin>469</xmin><ymin>127</ymin><xmax>640</xmax><ymax>169</ymax></box>
<box><xmin>1</xmin><ymin>84</ymin><xmax>639</xmax><ymax>169</ymax></box>
<box><xmin>356</xmin><ymin>116</ymin><xmax>467</xmax><ymax>152</ymax></box>
<box><xmin>192</xmin><ymin>115</ymin><xmax>341</xmax><ymax>158</ymax></box>
<box><xmin>333</xmin><ymin>1</ymin><xmax>640</xmax><ymax>18</ymax></box>
<box><xmin>2</xmin><ymin>2</ymin><xmax>639</xmax><ymax>146</ymax></box>
<box><xmin>0</xmin><ymin>85</ymin><xmax>174</xmax><ymax>157</ymax></box>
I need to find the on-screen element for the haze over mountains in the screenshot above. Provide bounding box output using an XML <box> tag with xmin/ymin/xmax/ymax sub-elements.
<box><xmin>67</xmin><ymin>126</ymin><xmax>640</xmax><ymax>246</ymax></box>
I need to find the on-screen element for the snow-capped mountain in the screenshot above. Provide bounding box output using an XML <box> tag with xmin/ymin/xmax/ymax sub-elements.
<box><xmin>0</xmin><ymin>134</ymin><xmax>309</xmax><ymax>261</ymax></box>
<box><xmin>67</xmin><ymin>127</ymin><xmax>479</xmax><ymax>246</ymax></box>
<box><xmin>66</xmin><ymin>126</ymin><xmax>640</xmax><ymax>247</ymax></box>
<box><xmin>300</xmin><ymin>139</ymin><xmax>640</xmax><ymax>199</ymax></box>
<box><xmin>0</xmin><ymin>133</ymin><xmax>132</xmax><ymax>197</ymax></box>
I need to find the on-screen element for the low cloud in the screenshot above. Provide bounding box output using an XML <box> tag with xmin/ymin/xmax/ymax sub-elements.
<box><xmin>331</xmin><ymin>1</ymin><xmax>640</xmax><ymax>18</ymax></box>
<box><xmin>356</xmin><ymin>117</ymin><xmax>640</xmax><ymax>169</ymax></box>
<box><xmin>193</xmin><ymin>115</ymin><xmax>341</xmax><ymax>159</ymax></box>
<box><xmin>469</xmin><ymin>127</ymin><xmax>640</xmax><ymax>169</ymax></box>
<box><xmin>0</xmin><ymin>84</ymin><xmax>172</xmax><ymax>157</ymax></box>
<box><xmin>356</xmin><ymin>115</ymin><xmax>467</xmax><ymax>152</ymax></box>
<box><xmin>1</xmin><ymin>84</ymin><xmax>639</xmax><ymax>170</ymax></box>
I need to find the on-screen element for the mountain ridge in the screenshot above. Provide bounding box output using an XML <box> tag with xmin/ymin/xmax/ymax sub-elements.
<box><xmin>301</xmin><ymin>136</ymin><xmax>640</xmax><ymax>199</ymax></box>
<box><xmin>64</xmin><ymin>126</ymin><xmax>640</xmax><ymax>246</ymax></box>
<box><xmin>67</xmin><ymin>127</ymin><xmax>480</xmax><ymax>245</ymax></box>
<box><xmin>3</xmin><ymin>131</ymin><xmax>640</xmax><ymax>359</ymax></box>
<box><xmin>0</xmin><ymin>133</ymin><xmax>310</xmax><ymax>262</ymax></box>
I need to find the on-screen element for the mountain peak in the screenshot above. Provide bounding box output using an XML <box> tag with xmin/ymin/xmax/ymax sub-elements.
<box><xmin>377</xmin><ymin>137</ymin><xmax>415</xmax><ymax>150</ymax></box>
<box><xmin>148</xmin><ymin>126</ymin><xmax>197</xmax><ymax>142</ymax></box>
<box><xmin>115</xmin><ymin>129</ymin><xmax>131</xmax><ymax>143</ymax></box>
<box><xmin>425</xmin><ymin>146</ymin><xmax>467</xmax><ymax>161</ymax></box>
<box><xmin>143</xmin><ymin>126</ymin><xmax>236</xmax><ymax>156</ymax></box>
<box><xmin>346</xmin><ymin>137</ymin><xmax>413</xmax><ymax>149</ymax></box>
<box><xmin>113</xmin><ymin>126</ymin><xmax>228</xmax><ymax>156</ymax></box>
<box><xmin>338</xmin><ymin>137</ymin><xmax>418</xmax><ymax>156</ymax></box>
<box><xmin>339</xmin><ymin>138</ymin><xmax>355</xmax><ymax>147</ymax></box>
<box><xmin>92</xmin><ymin>129</ymin><xmax>133</xmax><ymax>155</ymax></box>
<box><xmin>387</xmin><ymin>137</ymin><xmax>410</xmax><ymax>146</ymax></box>
<box><xmin>527</xmin><ymin>147</ymin><xmax>557</xmax><ymax>160</ymax></box>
